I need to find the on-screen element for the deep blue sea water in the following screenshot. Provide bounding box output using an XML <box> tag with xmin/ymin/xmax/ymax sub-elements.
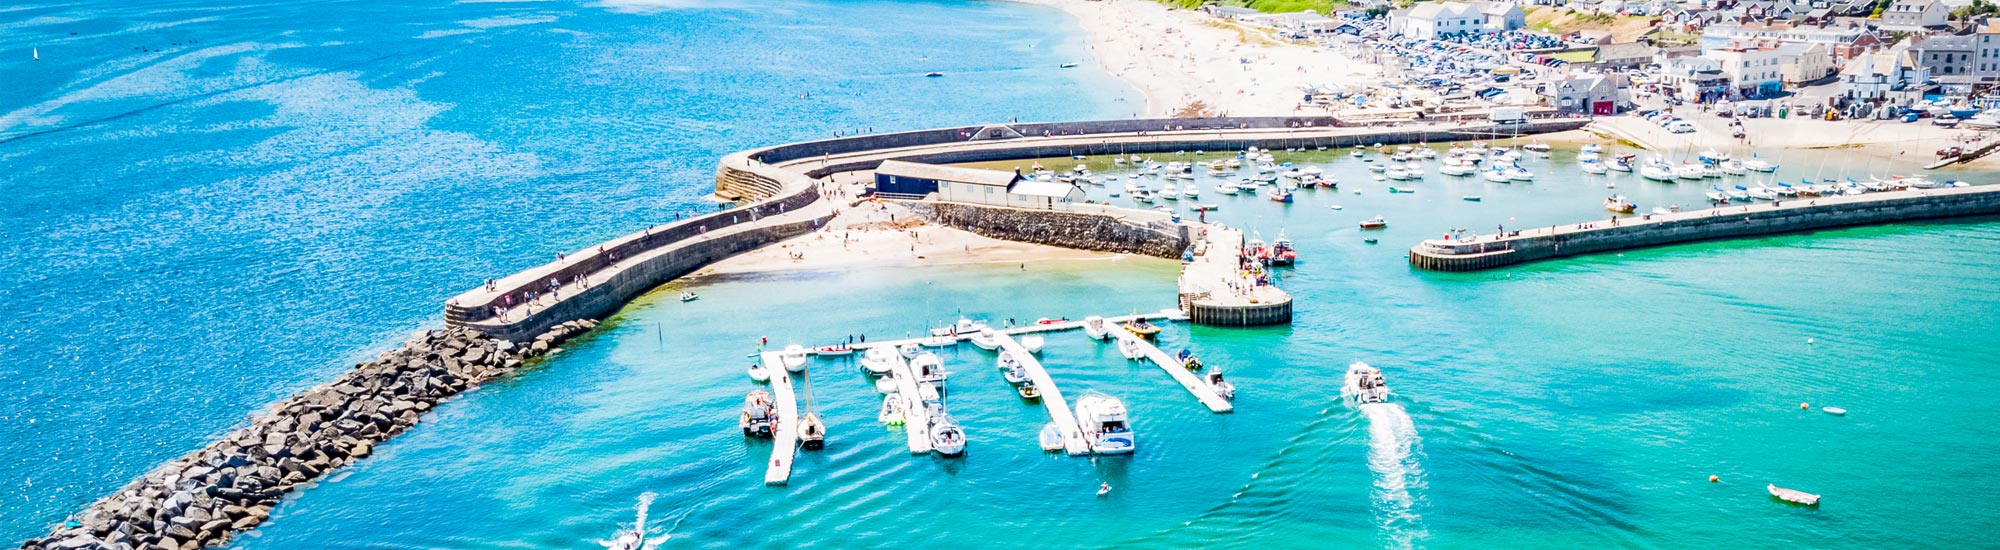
<box><xmin>0</xmin><ymin>0</ymin><xmax>1135</xmax><ymax>542</ymax></box>
<box><xmin>8</xmin><ymin>0</ymin><xmax>2000</xmax><ymax>548</ymax></box>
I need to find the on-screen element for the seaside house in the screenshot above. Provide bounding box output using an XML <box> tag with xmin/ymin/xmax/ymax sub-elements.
<box><xmin>1591</xmin><ymin>42</ymin><xmax>1663</xmax><ymax>69</ymax></box>
<box><xmin>1200</xmin><ymin>5</ymin><xmax>1264</xmax><ymax>22</ymax></box>
<box><xmin>1707</xmin><ymin>45</ymin><xmax>1786</xmax><ymax>96</ymax></box>
<box><xmin>1912</xmin><ymin>34</ymin><xmax>1979</xmax><ymax>87</ymax></box>
<box><xmin>1543</xmin><ymin>74</ymin><xmax>1632</xmax><ymax>114</ymax></box>
<box><xmin>1775</xmin><ymin>42</ymin><xmax>1835</xmax><ymax>84</ymax></box>
<box><xmin>1479</xmin><ymin>1</ymin><xmax>1528</xmax><ymax>32</ymax></box>
<box><xmin>1839</xmin><ymin>43</ymin><xmax>1930</xmax><ymax>101</ymax></box>
<box><xmin>872</xmin><ymin>161</ymin><xmax>1082</xmax><ymax>211</ymax></box>
<box><xmin>1657</xmin><ymin>56</ymin><xmax>1734</xmax><ymax>102</ymax></box>
<box><xmin>1879</xmin><ymin>0</ymin><xmax>1948</xmax><ymax>32</ymax></box>
<box><xmin>1271</xmin><ymin>11</ymin><xmax>1339</xmax><ymax>36</ymax></box>
<box><xmin>1393</xmin><ymin>2</ymin><xmax>1486</xmax><ymax>39</ymax></box>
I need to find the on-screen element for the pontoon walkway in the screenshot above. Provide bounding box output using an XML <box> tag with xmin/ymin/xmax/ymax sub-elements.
<box><xmin>880</xmin><ymin>350</ymin><xmax>933</xmax><ymax>454</ymax></box>
<box><xmin>759</xmin><ymin>352</ymin><xmax>799</xmax><ymax>486</ymax></box>
<box><xmin>1112</xmin><ymin>328</ymin><xmax>1233</xmax><ymax>413</ymax></box>
<box><xmin>994</xmin><ymin>333</ymin><xmax>1090</xmax><ymax>456</ymax></box>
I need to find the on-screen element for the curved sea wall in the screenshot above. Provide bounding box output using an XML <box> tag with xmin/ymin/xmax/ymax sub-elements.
<box><xmin>1409</xmin><ymin>185</ymin><xmax>2000</xmax><ymax>271</ymax></box>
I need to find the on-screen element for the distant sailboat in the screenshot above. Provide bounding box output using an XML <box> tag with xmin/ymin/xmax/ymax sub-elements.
<box><xmin>33</xmin><ymin>48</ymin><xmax>39</xmax><ymax>61</ymax></box>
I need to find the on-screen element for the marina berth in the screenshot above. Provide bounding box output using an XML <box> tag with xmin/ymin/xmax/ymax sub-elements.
<box><xmin>758</xmin><ymin>352</ymin><xmax>801</xmax><ymax>485</ymax></box>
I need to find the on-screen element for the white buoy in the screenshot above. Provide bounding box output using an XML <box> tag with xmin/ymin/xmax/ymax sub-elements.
<box><xmin>1806</xmin><ymin>338</ymin><xmax>1816</xmax><ymax>344</ymax></box>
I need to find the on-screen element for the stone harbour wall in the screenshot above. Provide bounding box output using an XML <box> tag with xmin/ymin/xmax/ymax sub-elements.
<box><xmin>902</xmin><ymin>201</ymin><xmax>1190</xmax><ymax>259</ymax></box>
<box><xmin>23</xmin><ymin>322</ymin><xmax>596</xmax><ymax>550</ymax></box>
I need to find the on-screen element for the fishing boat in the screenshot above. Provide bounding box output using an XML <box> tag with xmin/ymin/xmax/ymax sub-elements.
<box><xmin>861</xmin><ymin>346</ymin><xmax>895</xmax><ymax>376</ymax></box>
<box><xmin>679</xmin><ymin>291</ymin><xmax>698</xmax><ymax>302</ymax></box>
<box><xmin>1604</xmin><ymin>195</ymin><xmax>1636</xmax><ymax>214</ymax></box>
<box><xmin>1075</xmin><ymin>392</ymin><xmax>1136</xmax><ymax>454</ymax></box>
<box><xmin>929</xmin><ymin>414</ymin><xmax>967</xmax><ymax>456</ymax></box>
<box><xmin>1176</xmin><ymin>348</ymin><xmax>1203</xmax><ymax>371</ymax></box>
<box><xmin>740</xmin><ymin>390</ymin><xmax>776</xmax><ymax>437</ymax></box>
<box><xmin>813</xmin><ymin>344</ymin><xmax>853</xmax><ymax>356</ymax></box>
<box><xmin>1768</xmin><ymin>484</ymin><xmax>1820</xmax><ymax>506</ymax></box>
<box><xmin>799</xmin><ymin>412</ymin><xmax>826</xmax><ymax>450</ymax></box>
<box><xmin>1206</xmin><ymin>369</ymin><xmax>1235</xmax><ymax>401</ymax></box>
<box><xmin>1038</xmin><ymin>423</ymin><xmax>1065</xmax><ymax>451</ymax></box>
<box><xmin>1082</xmin><ymin>316</ymin><xmax>1112</xmax><ymax>340</ymax></box>
<box><xmin>970</xmin><ymin>329</ymin><xmax>1000</xmax><ymax>350</ymax></box>
<box><xmin>1267</xmin><ymin>188</ymin><xmax>1293</xmax><ymax>203</ymax></box>
<box><xmin>878</xmin><ymin>395</ymin><xmax>906</xmax><ymax>426</ymax></box>
<box><xmin>1359</xmin><ymin>216</ymin><xmax>1388</xmax><ymax>229</ymax></box>
<box><xmin>1122</xmin><ymin>318</ymin><xmax>1161</xmax><ymax>339</ymax></box>
<box><xmin>1020</xmin><ymin>334</ymin><xmax>1046</xmax><ymax>354</ymax></box>
<box><xmin>781</xmin><ymin>344</ymin><xmax>808</xmax><ymax>373</ymax></box>
<box><xmin>1269</xmin><ymin>233</ymin><xmax>1298</xmax><ymax>266</ymax></box>
<box><xmin>1117</xmin><ymin>337</ymin><xmax>1144</xmax><ymax>360</ymax></box>
<box><xmin>1342</xmin><ymin>362</ymin><xmax>1390</xmax><ymax>405</ymax></box>
<box><xmin>911</xmin><ymin>352</ymin><xmax>947</xmax><ymax>386</ymax></box>
<box><xmin>747</xmin><ymin>362</ymin><xmax>771</xmax><ymax>383</ymax></box>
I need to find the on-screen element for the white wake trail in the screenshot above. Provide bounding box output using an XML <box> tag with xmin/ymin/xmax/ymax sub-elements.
<box><xmin>1360</xmin><ymin>403</ymin><xmax>1427</xmax><ymax>550</ymax></box>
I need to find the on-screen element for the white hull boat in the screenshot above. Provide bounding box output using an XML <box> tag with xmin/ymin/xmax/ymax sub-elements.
<box><xmin>1020</xmin><ymin>334</ymin><xmax>1045</xmax><ymax>354</ymax></box>
<box><xmin>1075</xmin><ymin>392</ymin><xmax>1136</xmax><ymax>454</ymax></box>
<box><xmin>1342</xmin><ymin>361</ymin><xmax>1390</xmax><ymax>405</ymax></box>
<box><xmin>970</xmin><ymin>329</ymin><xmax>1000</xmax><ymax>351</ymax></box>
<box><xmin>1082</xmin><ymin>316</ymin><xmax>1111</xmax><ymax>340</ymax></box>
<box><xmin>781</xmin><ymin>344</ymin><xmax>808</xmax><ymax>373</ymax></box>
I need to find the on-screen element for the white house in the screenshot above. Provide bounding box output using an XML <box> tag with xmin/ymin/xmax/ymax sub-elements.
<box><xmin>1707</xmin><ymin>46</ymin><xmax>1785</xmax><ymax>96</ymax></box>
<box><xmin>1879</xmin><ymin>0</ymin><xmax>1947</xmax><ymax>31</ymax></box>
<box><xmin>1394</xmin><ymin>2</ymin><xmax>1486</xmax><ymax>39</ymax></box>
<box><xmin>1774</xmin><ymin>42</ymin><xmax>1833</xmax><ymax>84</ymax></box>
<box><xmin>1478</xmin><ymin>1</ymin><xmax>1528</xmax><ymax>32</ymax></box>
<box><xmin>1840</xmin><ymin>44</ymin><xmax>1929</xmax><ymax>101</ymax></box>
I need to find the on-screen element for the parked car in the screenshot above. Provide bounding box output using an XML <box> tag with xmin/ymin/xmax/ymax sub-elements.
<box><xmin>1666</xmin><ymin>120</ymin><xmax>1696</xmax><ymax>133</ymax></box>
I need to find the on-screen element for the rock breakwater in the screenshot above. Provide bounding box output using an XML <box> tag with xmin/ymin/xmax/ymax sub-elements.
<box><xmin>23</xmin><ymin>320</ymin><xmax>600</xmax><ymax>550</ymax></box>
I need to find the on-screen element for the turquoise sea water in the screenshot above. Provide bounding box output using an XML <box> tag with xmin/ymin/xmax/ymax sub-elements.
<box><xmin>7</xmin><ymin>1</ymin><xmax>2000</xmax><ymax>549</ymax></box>
<box><xmin>0</xmin><ymin>0</ymin><xmax>1134</xmax><ymax>542</ymax></box>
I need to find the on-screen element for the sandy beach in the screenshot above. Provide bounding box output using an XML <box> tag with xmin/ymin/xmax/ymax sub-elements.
<box><xmin>693</xmin><ymin>199</ymin><xmax>1162</xmax><ymax>278</ymax></box>
<box><xmin>1010</xmin><ymin>0</ymin><xmax>1378</xmax><ymax>117</ymax></box>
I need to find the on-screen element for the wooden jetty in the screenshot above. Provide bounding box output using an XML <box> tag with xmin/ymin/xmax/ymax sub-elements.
<box><xmin>759</xmin><ymin>352</ymin><xmax>799</xmax><ymax>486</ymax></box>
<box><xmin>994</xmin><ymin>333</ymin><xmax>1090</xmax><ymax>456</ymax></box>
<box><xmin>1111</xmin><ymin>327</ymin><xmax>1233</xmax><ymax>413</ymax></box>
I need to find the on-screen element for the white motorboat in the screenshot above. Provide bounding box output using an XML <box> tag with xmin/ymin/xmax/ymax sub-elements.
<box><xmin>1002</xmin><ymin>361</ymin><xmax>1030</xmax><ymax>385</ymax></box>
<box><xmin>1721</xmin><ymin>159</ymin><xmax>1748</xmax><ymax>175</ymax></box>
<box><xmin>1578</xmin><ymin>151</ymin><xmax>1600</xmax><ymax>163</ymax></box>
<box><xmin>747</xmin><ymin>363</ymin><xmax>771</xmax><ymax>383</ymax></box>
<box><xmin>861</xmin><ymin>346</ymin><xmax>896</xmax><ymax>376</ymax></box>
<box><xmin>1182</xmin><ymin>184</ymin><xmax>1199</xmax><ymax>198</ymax></box>
<box><xmin>1214</xmin><ymin>183</ymin><xmax>1241</xmax><ymax>195</ymax></box>
<box><xmin>740</xmin><ymin>390</ymin><xmax>776</xmax><ymax>437</ymax></box>
<box><xmin>1074</xmin><ymin>392</ymin><xmax>1136</xmax><ymax>454</ymax></box>
<box><xmin>679</xmin><ymin>291</ymin><xmax>698</xmax><ymax>302</ymax></box>
<box><xmin>1674</xmin><ymin>164</ymin><xmax>1706</xmax><ymax>180</ymax></box>
<box><xmin>1159</xmin><ymin>186</ymin><xmax>1180</xmax><ymax>200</ymax></box>
<box><xmin>1131</xmin><ymin>189</ymin><xmax>1155</xmax><ymax>203</ymax></box>
<box><xmin>1581</xmin><ymin>143</ymin><xmax>1602</xmax><ymax>154</ymax></box>
<box><xmin>898</xmin><ymin>343</ymin><xmax>922</xmax><ymax>358</ymax></box>
<box><xmin>1481</xmin><ymin>166</ymin><xmax>1511</xmax><ymax>183</ymax></box>
<box><xmin>1117</xmin><ymin>337</ymin><xmax>1144</xmax><ymax>360</ymax></box>
<box><xmin>911</xmin><ymin>352</ymin><xmax>947</xmax><ymax>386</ymax></box>
<box><xmin>1082</xmin><ymin>316</ymin><xmax>1111</xmax><ymax>340</ymax></box>
<box><xmin>1705</xmin><ymin>189</ymin><xmax>1730</xmax><ymax>203</ymax></box>
<box><xmin>1641</xmin><ymin>164</ymin><xmax>1676</xmax><ymax>182</ymax></box>
<box><xmin>931</xmin><ymin>317</ymin><xmax>988</xmax><ymax>337</ymax></box>
<box><xmin>1342</xmin><ymin>362</ymin><xmax>1390</xmax><ymax>405</ymax></box>
<box><xmin>874</xmin><ymin>372</ymin><xmax>898</xmax><ymax>394</ymax></box>
<box><xmin>1206</xmin><ymin>369</ymin><xmax>1235</xmax><ymax>401</ymax></box>
<box><xmin>1580</xmin><ymin>161</ymin><xmax>1608</xmax><ymax>175</ymax></box>
<box><xmin>781</xmin><ymin>344</ymin><xmax>808</xmax><ymax>373</ymax></box>
<box><xmin>917</xmin><ymin>381</ymin><xmax>941</xmax><ymax>404</ymax></box>
<box><xmin>1020</xmin><ymin>335</ymin><xmax>1045</xmax><ymax>354</ymax></box>
<box><xmin>1384</xmin><ymin>167</ymin><xmax>1411</xmax><ymax>180</ymax></box>
<box><xmin>970</xmin><ymin>329</ymin><xmax>1000</xmax><ymax>351</ymax></box>
<box><xmin>1523</xmin><ymin>142</ymin><xmax>1552</xmax><ymax>156</ymax></box>
<box><xmin>929</xmin><ymin>414</ymin><xmax>967</xmax><ymax>457</ymax></box>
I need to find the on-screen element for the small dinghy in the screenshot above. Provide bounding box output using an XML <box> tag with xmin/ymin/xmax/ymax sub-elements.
<box><xmin>747</xmin><ymin>363</ymin><xmax>771</xmax><ymax>383</ymax></box>
<box><xmin>1097</xmin><ymin>483</ymin><xmax>1112</xmax><ymax>497</ymax></box>
<box><xmin>1768</xmin><ymin>484</ymin><xmax>1821</xmax><ymax>506</ymax></box>
<box><xmin>1020</xmin><ymin>335</ymin><xmax>1045</xmax><ymax>354</ymax></box>
<box><xmin>878</xmin><ymin>395</ymin><xmax>906</xmax><ymax>426</ymax></box>
<box><xmin>1823</xmin><ymin>406</ymin><xmax>1847</xmax><ymax>416</ymax></box>
<box><xmin>1017</xmin><ymin>382</ymin><xmax>1041</xmax><ymax>401</ymax></box>
<box><xmin>1039</xmin><ymin>423</ymin><xmax>1065</xmax><ymax>451</ymax></box>
<box><xmin>679</xmin><ymin>292</ymin><xmax>698</xmax><ymax>302</ymax></box>
<box><xmin>1462</xmin><ymin>195</ymin><xmax>1482</xmax><ymax>201</ymax></box>
<box><xmin>814</xmin><ymin>344</ymin><xmax>853</xmax><ymax>356</ymax></box>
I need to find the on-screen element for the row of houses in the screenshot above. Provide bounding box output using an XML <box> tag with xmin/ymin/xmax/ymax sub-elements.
<box><xmin>1387</xmin><ymin>2</ymin><xmax>1528</xmax><ymax>39</ymax></box>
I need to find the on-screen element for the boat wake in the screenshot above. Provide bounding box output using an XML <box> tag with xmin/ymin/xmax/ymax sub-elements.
<box><xmin>1359</xmin><ymin>403</ymin><xmax>1428</xmax><ymax>550</ymax></box>
<box><xmin>600</xmin><ymin>491</ymin><xmax>672</xmax><ymax>550</ymax></box>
